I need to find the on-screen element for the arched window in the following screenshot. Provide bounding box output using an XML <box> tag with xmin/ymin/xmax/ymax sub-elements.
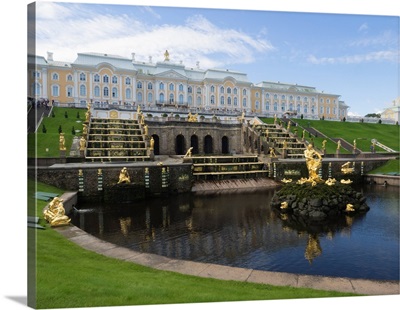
<box><xmin>52</xmin><ymin>73</ymin><xmax>58</xmax><ymax>80</ymax></box>
<box><xmin>281</xmin><ymin>103</ymin><xmax>285</xmax><ymax>111</ymax></box>
<box><xmin>243</xmin><ymin>98</ymin><xmax>247</xmax><ymax>107</ymax></box>
<box><xmin>137</xmin><ymin>92</ymin><xmax>143</xmax><ymax>102</ymax></box>
<box><xmin>274</xmin><ymin>94</ymin><xmax>278</xmax><ymax>100</ymax></box>
<box><xmin>169</xmin><ymin>93</ymin><xmax>174</xmax><ymax>103</ymax></box>
<box><xmin>304</xmin><ymin>104</ymin><xmax>308</xmax><ymax>113</ymax></box>
<box><xmin>211</xmin><ymin>85</ymin><xmax>215</xmax><ymax>93</ymax></box>
<box><xmin>196</xmin><ymin>87</ymin><xmax>202</xmax><ymax>94</ymax></box>
<box><xmin>233</xmin><ymin>88</ymin><xmax>238</xmax><ymax>95</ymax></box>
<box><xmin>227</xmin><ymin>87</ymin><xmax>231</xmax><ymax>94</ymax></box>
<box><xmin>266</xmin><ymin>93</ymin><xmax>270</xmax><ymax>99</ymax></box>
<box><xmin>103</xmin><ymin>75</ymin><xmax>109</xmax><ymax>83</ymax></box>
<box><xmin>211</xmin><ymin>95</ymin><xmax>215</xmax><ymax>104</ymax></box>
<box><xmin>137</xmin><ymin>81</ymin><xmax>142</xmax><ymax>89</ymax></box>
<box><xmin>188</xmin><ymin>95</ymin><xmax>192</xmax><ymax>105</ymax></box>
<box><xmin>103</xmin><ymin>86</ymin><xmax>109</xmax><ymax>97</ymax></box>
<box><xmin>67</xmin><ymin>86</ymin><xmax>73</xmax><ymax>97</ymax></box>
<box><xmin>179</xmin><ymin>84</ymin><xmax>184</xmax><ymax>92</ymax></box>
<box><xmin>125</xmin><ymin>77</ymin><xmax>131</xmax><ymax>85</ymax></box>
<box><xmin>297</xmin><ymin>104</ymin><xmax>301</xmax><ymax>113</ymax></box>
<box><xmin>79</xmin><ymin>84</ymin><xmax>86</xmax><ymax>96</ymax></box>
<box><xmin>266</xmin><ymin>102</ymin><xmax>270</xmax><ymax>111</ymax></box>
<box><xmin>112</xmin><ymin>76</ymin><xmax>118</xmax><ymax>84</ymax></box>
<box><xmin>196</xmin><ymin>96</ymin><xmax>201</xmax><ymax>105</ymax></box>
<box><xmin>125</xmin><ymin>88</ymin><xmax>131</xmax><ymax>99</ymax></box>
<box><xmin>274</xmin><ymin>102</ymin><xmax>278</xmax><ymax>111</ymax></box>
<box><xmin>188</xmin><ymin>86</ymin><xmax>192</xmax><ymax>93</ymax></box>
<box><xmin>234</xmin><ymin>97</ymin><xmax>238</xmax><ymax>106</ymax></box>
<box><xmin>52</xmin><ymin>85</ymin><xmax>59</xmax><ymax>97</ymax></box>
<box><xmin>179</xmin><ymin>94</ymin><xmax>184</xmax><ymax>104</ymax></box>
<box><xmin>148</xmin><ymin>82</ymin><xmax>153</xmax><ymax>90</ymax></box>
<box><xmin>220</xmin><ymin>86</ymin><xmax>224</xmax><ymax>93</ymax></box>
<box><xmin>79</xmin><ymin>73</ymin><xmax>86</xmax><ymax>81</ymax></box>
<box><xmin>243</xmin><ymin>89</ymin><xmax>247</xmax><ymax>96</ymax></box>
<box><xmin>94</xmin><ymin>74</ymin><xmax>100</xmax><ymax>82</ymax></box>
<box><xmin>33</xmin><ymin>83</ymin><xmax>41</xmax><ymax>96</ymax></box>
<box><xmin>227</xmin><ymin>97</ymin><xmax>232</xmax><ymax>105</ymax></box>
<box><xmin>159</xmin><ymin>82</ymin><xmax>164</xmax><ymax>90</ymax></box>
<box><xmin>67</xmin><ymin>74</ymin><xmax>73</xmax><ymax>81</ymax></box>
<box><xmin>94</xmin><ymin>86</ymin><xmax>100</xmax><ymax>97</ymax></box>
<box><xmin>282</xmin><ymin>95</ymin><xmax>286</xmax><ymax>100</ymax></box>
<box><xmin>169</xmin><ymin>83</ymin><xmax>174</xmax><ymax>91</ymax></box>
<box><xmin>112</xmin><ymin>87</ymin><xmax>118</xmax><ymax>98</ymax></box>
<box><xmin>220</xmin><ymin>96</ymin><xmax>225</xmax><ymax>105</ymax></box>
<box><xmin>159</xmin><ymin>93</ymin><xmax>164</xmax><ymax>103</ymax></box>
<box><xmin>148</xmin><ymin>92</ymin><xmax>153</xmax><ymax>102</ymax></box>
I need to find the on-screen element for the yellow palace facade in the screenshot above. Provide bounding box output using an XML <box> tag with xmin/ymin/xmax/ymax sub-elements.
<box><xmin>28</xmin><ymin>51</ymin><xmax>348</xmax><ymax>119</ymax></box>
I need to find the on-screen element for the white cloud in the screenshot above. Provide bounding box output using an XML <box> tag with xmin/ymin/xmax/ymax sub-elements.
<box><xmin>34</xmin><ymin>2</ymin><xmax>274</xmax><ymax>68</ymax></box>
<box><xmin>358</xmin><ymin>23</ymin><xmax>368</xmax><ymax>32</ymax></box>
<box><xmin>307</xmin><ymin>50</ymin><xmax>398</xmax><ymax>65</ymax></box>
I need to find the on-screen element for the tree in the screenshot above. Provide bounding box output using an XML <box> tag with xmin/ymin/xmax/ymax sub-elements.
<box><xmin>365</xmin><ymin>113</ymin><xmax>381</xmax><ymax>118</ymax></box>
<box><xmin>58</xmin><ymin>125</ymin><xmax>62</xmax><ymax>133</ymax></box>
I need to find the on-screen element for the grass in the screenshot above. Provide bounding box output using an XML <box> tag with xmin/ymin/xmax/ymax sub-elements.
<box><xmin>260</xmin><ymin>117</ymin><xmax>399</xmax><ymax>153</ymax></box>
<box><xmin>367</xmin><ymin>158</ymin><xmax>400</xmax><ymax>175</ymax></box>
<box><xmin>29</xmin><ymin>179</ymin><xmax>357</xmax><ymax>309</ymax></box>
<box><xmin>28</xmin><ymin>107</ymin><xmax>86</xmax><ymax>158</ymax></box>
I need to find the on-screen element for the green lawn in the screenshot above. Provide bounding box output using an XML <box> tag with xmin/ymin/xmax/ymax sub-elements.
<box><xmin>28</xmin><ymin>107</ymin><xmax>86</xmax><ymax>158</ymax></box>
<box><xmin>29</xmin><ymin>180</ymin><xmax>357</xmax><ymax>309</ymax></box>
<box><xmin>367</xmin><ymin>159</ymin><xmax>400</xmax><ymax>174</ymax></box>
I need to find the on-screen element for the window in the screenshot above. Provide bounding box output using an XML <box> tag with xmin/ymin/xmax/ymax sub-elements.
<box><xmin>94</xmin><ymin>86</ymin><xmax>100</xmax><ymax>97</ymax></box>
<box><xmin>169</xmin><ymin>94</ymin><xmax>174</xmax><ymax>103</ymax></box>
<box><xmin>94</xmin><ymin>74</ymin><xmax>100</xmax><ymax>82</ymax></box>
<box><xmin>33</xmin><ymin>83</ymin><xmax>41</xmax><ymax>96</ymax></box>
<box><xmin>179</xmin><ymin>84</ymin><xmax>184</xmax><ymax>92</ymax></box>
<box><xmin>112</xmin><ymin>87</ymin><xmax>118</xmax><ymax>98</ymax></box>
<box><xmin>327</xmin><ymin>99</ymin><xmax>330</xmax><ymax>104</ymax></box>
<box><xmin>327</xmin><ymin>107</ymin><xmax>330</xmax><ymax>114</ymax></box>
<box><xmin>234</xmin><ymin>97</ymin><xmax>238</xmax><ymax>106</ymax></box>
<box><xmin>243</xmin><ymin>98</ymin><xmax>247</xmax><ymax>107</ymax></box>
<box><xmin>311</xmin><ymin>105</ymin><xmax>315</xmax><ymax>114</ymax></box>
<box><xmin>80</xmin><ymin>73</ymin><xmax>86</xmax><ymax>81</ymax></box>
<box><xmin>296</xmin><ymin>104</ymin><xmax>300</xmax><ymax>113</ymax></box>
<box><xmin>220</xmin><ymin>96</ymin><xmax>225</xmax><ymax>105</ymax></box>
<box><xmin>233</xmin><ymin>88</ymin><xmax>238</xmax><ymax>95</ymax></box>
<box><xmin>187</xmin><ymin>86</ymin><xmax>192</xmax><ymax>93</ymax></box>
<box><xmin>266</xmin><ymin>102</ymin><xmax>270</xmax><ymax>111</ymax></box>
<box><xmin>67</xmin><ymin>86</ymin><xmax>73</xmax><ymax>97</ymax></box>
<box><xmin>148</xmin><ymin>93</ymin><xmax>153</xmax><ymax>103</ymax></box>
<box><xmin>255</xmin><ymin>101</ymin><xmax>260</xmax><ymax>110</ymax></box>
<box><xmin>311</xmin><ymin>97</ymin><xmax>315</xmax><ymax>103</ymax></box>
<box><xmin>243</xmin><ymin>89</ymin><xmax>247</xmax><ymax>96</ymax></box>
<box><xmin>103</xmin><ymin>86</ymin><xmax>109</xmax><ymax>97</ymax></box>
<box><xmin>179</xmin><ymin>94</ymin><xmax>183</xmax><ymax>104</ymax></box>
<box><xmin>304</xmin><ymin>104</ymin><xmax>308</xmax><ymax>113</ymax></box>
<box><xmin>137</xmin><ymin>92</ymin><xmax>143</xmax><ymax>102</ymax></box>
<box><xmin>289</xmin><ymin>103</ymin><xmax>293</xmax><ymax>111</ymax></box>
<box><xmin>289</xmin><ymin>95</ymin><xmax>293</xmax><ymax>101</ymax></box>
<box><xmin>196</xmin><ymin>96</ymin><xmax>201</xmax><ymax>105</ymax></box>
<box><xmin>281</xmin><ymin>103</ymin><xmax>285</xmax><ymax>111</ymax></box>
<box><xmin>227</xmin><ymin>97</ymin><xmax>232</xmax><ymax>105</ymax></box>
<box><xmin>125</xmin><ymin>88</ymin><xmax>131</xmax><ymax>99</ymax></box>
<box><xmin>227</xmin><ymin>87</ymin><xmax>231</xmax><ymax>94</ymax></box>
<box><xmin>320</xmin><ymin>98</ymin><xmax>324</xmax><ymax>103</ymax></box>
<box><xmin>188</xmin><ymin>95</ymin><xmax>192</xmax><ymax>105</ymax></box>
<box><xmin>112</xmin><ymin>76</ymin><xmax>118</xmax><ymax>84</ymax></box>
<box><xmin>80</xmin><ymin>85</ymin><xmax>86</xmax><ymax>96</ymax></box>
<box><xmin>159</xmin><ymin>93</ymin><xmax>164</xmax><ymax>103</ymax></box>
<box><xmin>52</xmin><ymin>73</ymin><xmax>59</xmax><ymax>80</ymax></box>
<box><xmin>103</xmin><ymin>75</ymin><xmax>109</xmax><ymax>83</ymax></box>
<box><xmin>274</xmin><ymin>102</ymin><xmax>278</xmax><ymax>111</ymax></box>
<box><xmin>148</xmin><ymin>82</ymin><xmax>153</xmax><ymax>90</ymax></box>
<box><xmin>159</xmin><ymin>82</ymin><xmax>164</xmax><ymax>90</ymax></box>
<box><xmin>52</xmin><ymin>85</ymin><xmax>59</xmax><ymax>97</ymax></box>
<box><xmin>255</xmin><ymin>92</ymin><xmax>259</xmax><ymax>98</ymax></box>
<box><xmin>67</xmin><ymin>74</ymin><xmax>72</xmax><ymax>81</ymax></box>
<box><xmin>211</xmin><ymin>95</ymin><xmax>215</xmax><ymax>104</ymax></box>
<box><xmin>320</xmin><ymin>106</ymin><xmax>324</xmax><ymax>114</ymax></box>
<box><xmin>169</xmin><ymin>83</ymin><xmax>174</xmax><ymax>91</ymax></box>
<box><xmin>211</xmin><ymin>85</ymin><xmax>215</xmax><ymax>93</ymax></box>
<box><xmin>196</xmin><ymin>87</ymin><xmax>201</xmax><ymax>94</ymax></box>
<box><xmin>125</xmin><ymin>77</ymin><xmax>131</xmax><ymax>85</ymax></box>
<box><xmin>220</xmin><ymin>86</ymin><xmax>224</xmax><ymax>93</ymax></box>
<box><xmin>33</xmin><ymin>71</ymin><xmax>40</xmax><ymax>78</ymax></box>
<box><xmin>274</xmin><ymin>94</ymin><xmax>278</xmax><ymax>100</ymax></box>
<box><xmin>282</xmin><ymin>95</ymin><xmax>285</xmax><ymax>100</ymax></box>
<box><xmin>137</xmin><ymin>81</ymin><xmax>142</xmax><ymax>89</ymax></box>
<box><xmin>304</xmin><ymin>97</ymin><xmax>308</xmax><ymax>102</ymax></box>
<box><xmin>266</xmin><ymin>93</ymin><xmax>270</xmax><ymax>99</ymax></box>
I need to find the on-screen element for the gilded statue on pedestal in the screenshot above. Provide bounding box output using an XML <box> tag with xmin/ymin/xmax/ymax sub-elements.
<box><xmin>59</xmin><ymin>133</ymin><xmax>66</xmax><ymax>151</ymax></box>
<box><xmin>184</xmin><ymin>147</ymin><xmax>193</xmax><ymax>158</ymax></box>
<box><xmin>304</xmin><ymin>144</ymin><xmax>322</xmax><ymax>182</ymax></box>
<box><xmin>79</xmin><ymin>136</ymin><xmax>86</xmax><ymax>151</ymax></box>
<box><xmin>43</xmin><ymin>197</ymin><xmax>71</xmax><ymax>227</ymax></box>
<box><xmin>117</xmin><ymin>167</ymin><xmax>131</xmax><ymax>184</ymax></box>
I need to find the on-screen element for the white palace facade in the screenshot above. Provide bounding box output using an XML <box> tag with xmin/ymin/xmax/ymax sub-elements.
<box><xmin>28</xmin><ymin>51</ymin><xmax>349</xmax><ymax>119</ymax></box>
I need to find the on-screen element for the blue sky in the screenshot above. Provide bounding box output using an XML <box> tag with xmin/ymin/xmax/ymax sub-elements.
<box><xmin>32</xmin><ymin>1</ymin><xmax>399</xmax><ymax>117</ymax></box>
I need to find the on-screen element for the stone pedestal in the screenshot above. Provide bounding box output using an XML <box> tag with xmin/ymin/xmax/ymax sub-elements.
<box><xmin>60</xmin><ymin>150</ymin><xmax>66</xmax><ymax>158</ymax></box>
<box><xmin>149</xmin><ymin>149</ymin><xmax>155</xmax><ymax>161</ymax></box>
<box><xmin>336</xmin><ymin>149</ymin><xmax>340</xmax><ymax>158</ymax></box>
<box><xmin>80</xmin><ymin>150</ymin><xmax>85</xmax><ymax>158</ymax></box>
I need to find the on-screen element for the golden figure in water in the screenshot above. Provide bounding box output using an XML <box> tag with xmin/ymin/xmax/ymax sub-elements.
<box><xmin>43</xmin><ymin>197</ymin><xmax>71</xmax><ymax>227</ymax></box>
<box><xmin>304</xmin><ymin>144</ymin><xmax>323</xmax><ymax>182</ymax></box>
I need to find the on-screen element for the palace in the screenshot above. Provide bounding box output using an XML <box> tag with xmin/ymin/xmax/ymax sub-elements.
<box><xmin>28</xmin><ymin>51</ymin><xmax>349</xmax><ymax>119</ymax></box>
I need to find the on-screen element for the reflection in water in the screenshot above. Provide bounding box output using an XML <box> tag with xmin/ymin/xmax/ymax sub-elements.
<box><xmin>71</xmin><ymin>185</ymin><xmax>399</xmax><ymax>281</ymax></box>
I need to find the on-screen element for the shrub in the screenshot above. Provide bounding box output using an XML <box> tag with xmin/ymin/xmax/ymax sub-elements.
<box><xmin>77</xmin><ymin>111</ymin><xmax>80</xmax><ymax>119</ymax></box>
<box><xmin>42</xmin><ymin>124</ymin><xmax>47</xmax><ymax>133</ymax></box>
<box><xmin>72</xmin><ymin>126</ymin><xmax>75</xmax><ymax>135</ymax></box>
<box><xmin>64</xmin><ymin>111</ymin><xmax>68</xmax><ymax>118</ymax></box>
<box><xmin>58</xmin><ymin>125</ymin><xmax>62</xmax><ymax>133</ymax></box>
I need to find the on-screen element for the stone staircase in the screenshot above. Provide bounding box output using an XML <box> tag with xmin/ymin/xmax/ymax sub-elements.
<box><xmin>191</xmin><ymin>155</ymin><xmax>269</xmax><ymax>180</ymax></box>
<box><xmin>84</xmin><ymin>117</ymin><xmax>151</xmax><ymax>162</ymax></box>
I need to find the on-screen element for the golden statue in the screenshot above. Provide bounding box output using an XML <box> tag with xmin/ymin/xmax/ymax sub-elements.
<box><xmin>85</xmin><ymin>110</ymin><xmax>91</xmax><ymax>122</ymax></box>
<box><xmin>345</xmin><ymin>204</ymin><xmax>355</xmax><ymax>212</ymax></box>
<box><xmin>337</xmin><ymin>140</ymin><xmax>341</xmax><ymax>150</ymax></box>
<box><xmin>341</xmin><ymin>161</ymin><xmax>354</xmax><ymax>174</ymax></box>
<box><xmin>325</xmin><ymin>178</ymin><xmax>336</xmax><ymax>186</ymax></box>
<box><xmin>164</xmin><ymin>50</ymin><xmax>170</xmax><ymax>61</ymax></box>
<box><xmin>184</xmin><ymin>147</ymin><xmax>193</xmax><ymax>158</ymax></box>
<box><xmin>322</xmin><ymin>139</ymin><xmax>327</xmax><ymax>150</ymax></box>
<box><xmin>353</xmin><ymin>139</ymin><xmax>357</xmax><ymax>149</ymax></box>
<box><xmin>274</xmin><ymin>114</ymin><xmax>277</xmax><ymax>124</ymax></box>
<box><xmin>149</xmin><ymin>137</ymin><xmax>155</xmax><ymax>150</ymax></box>
<box><xmin>269</xmin><ymin>147</ymin><xmax>277</xmax><ymax>158</ymax></box>
<box><xmin>265</xmin><ymin>129</ymin><xmax>269</xmax><ymax>137</ymax></box>
<box><xmin>304</xmin><ymin>144</ymin><xmax>323</xmax><ymax>182</ymax></box>
<box><xmin>302</xmin><ymin>130</ymin><xmax>305</xmax><ymax>139</ymax></box>
<box><xmin>340</xmin><ymin>179</ymin><xmax>353</xmax><ymax>184</ymax></box>
<box><xmin>143</xmin><ymin>124</ymin><xmax>148</xmax><ymax>136</ymax></box>
<box><xmin>280</xmin><ymin>201</ymin><xmax>289</xmax><ymax>209</ymax></box>
<box><xmin>283</xmin><ymin>140</ymin><xmax>287</xmax><ymax>149</ymax></box>
<box><xmin>43</xmin><ymin>197</ymin><xmax>71</xmax><ymax>227</ymax></box>
<box><xmin>79</xmin><ymin>136</ymin><xmax>86</xmax><ymax>151</ymax></box>
<box><xmin>117</xmin><ymin>167</ymin><xmax>130</xmax><ymax>184</ymax></box>
<box><xmin>59</xmin><ymin>133</ymin><xmax>66</xmax><ymax>151</ymax></box>
<box><xmin>287</xmin><ymin>121</ymin><xmax>291</xmax><ymax>131</ymax></box>
<box><xmin>83</xmin><ymin>123</ymin><xmax>88</xmax><ymax>135</ymax></box>
<box><xmin>188</xmin><ymin>113</ymin><xmax>198</xmax><ymax>122</ymax></box>
<box><xmin>281</xmin><ymin>178</ymin><xmax>292</xmax><ymax>183</ymax></box>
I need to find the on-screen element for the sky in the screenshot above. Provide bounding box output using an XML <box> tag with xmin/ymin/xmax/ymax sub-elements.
<box><xmin>30</xmin><ymin>0</ymin><xmax>400</xmax><ymax>117</ymax></box>
<box><xmin>1</xmin><ymin>1</ymin><xmax>400</xmax><ymax>310</ymax></box>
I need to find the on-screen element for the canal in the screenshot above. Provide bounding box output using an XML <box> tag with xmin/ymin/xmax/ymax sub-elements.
<box><xmin>71</xmin><ymin>184</ymin><xmax>399</xmax><ymax>281</ymax></box>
